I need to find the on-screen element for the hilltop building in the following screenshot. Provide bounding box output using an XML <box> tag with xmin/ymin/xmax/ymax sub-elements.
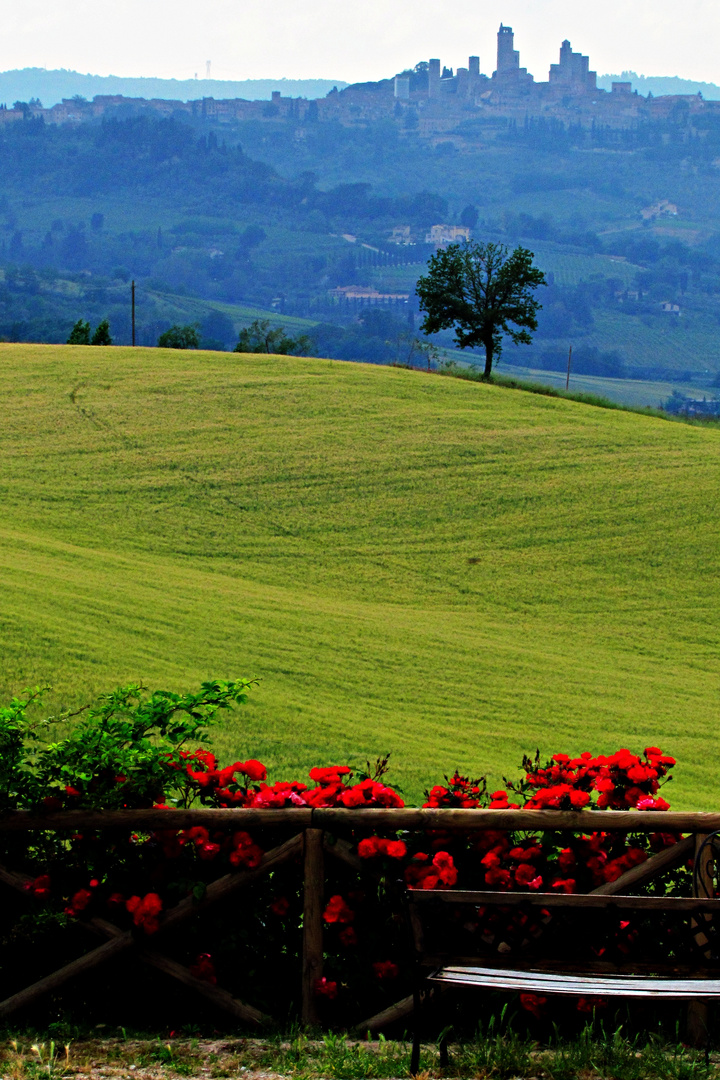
<box><xmin>549</xmin><ymin>40</ymin><xmax>597</xmax><ymax>93</ymax></box>
<box><xmin>3</xmin><ymin>24</ymin><xmax>717</xmax><ymax>137</ymax></box>
<box><xmin>426</xmin><ymin>224</ymin><xmax>471</xmax><ymax>246</ymax></box>
<box><xmin>493</xmin><ymin>25</ymin><xmax>534</xmax><ymax>89</ymax></box>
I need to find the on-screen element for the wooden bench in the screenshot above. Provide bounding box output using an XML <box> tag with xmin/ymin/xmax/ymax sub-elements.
<box><xmin>406</xmin><ymin>887</ymin><xmax>720</xmax><ymax>1073</ymax></box>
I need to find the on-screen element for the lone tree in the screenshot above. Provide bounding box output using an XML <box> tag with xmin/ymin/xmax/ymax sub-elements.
<box><xmin>158</xmin><ymin>323</ymin><xmax>200</xmax><ymax>349</ymax></box>
<box><xmin>234</xmin><ymin>319</ymin><xmax>310</xmax><ymax>356</ymax></box>
<box><xmin>91</xmin><ymin>320</ymin><xmax>112</xmax><ymax>346</ymax></box>
<box><xmin>416</xmin><ymin>241</ymin><xmax>546</xmax><ymax>378</ymax></box>
<box><xmin>67</xmin><ymin>319</ymin><xmax>90</xmax><ymax>345</ymax></box>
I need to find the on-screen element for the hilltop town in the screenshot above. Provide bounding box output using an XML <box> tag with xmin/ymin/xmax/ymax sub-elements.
<box><xmin>1</xmin><ymin>26</ymin><xmax>716</xmax><ymax>135</ymax></box>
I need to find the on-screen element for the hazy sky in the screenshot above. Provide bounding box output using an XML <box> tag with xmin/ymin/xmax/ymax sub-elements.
<box><xmin>2</xmin><ymin>0</ymin><xmax>719</xmax><ymax>85</ymax></box>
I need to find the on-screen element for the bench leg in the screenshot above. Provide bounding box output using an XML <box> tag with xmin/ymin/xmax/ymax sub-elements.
<box><xmin>687</xmin><ymin>1001</ymin><xmax>708</xmax><ymax>1049</ymax></box>
<box><xmin>439</xmin><ymin>1031</ymin><xmax>449</xmax><ymax>1069</ymax></box>
<box><xmin>410</xmin><ymin>984</ymin><xmax>422</xmax><ymax>1075</ymax></box>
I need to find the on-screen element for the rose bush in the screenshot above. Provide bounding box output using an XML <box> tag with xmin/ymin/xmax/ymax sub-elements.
<box><xmin>0</xmin><ymin>682</ymin><xmax>684</xmax><ymax>1027</ymax></box>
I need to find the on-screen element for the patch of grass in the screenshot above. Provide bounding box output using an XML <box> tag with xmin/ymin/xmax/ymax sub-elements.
<box><xmin>439</xmin><ymin>362</ymin><xmax>720</xmax><ymax>427</ymax></box>
<box><xmin>494</xmin><ymin>362</ymin><xmax>720</xmax><ymax>411</ymax></box>
<box><xmin>1</xmin><ymin>345</ymin><xmax>720</xmax><ymax>805</ymax></box>
<box><xmin>1</xmin><ymin>1031</ymin><xmax>717</xmax><ymax>1080</ymax></box>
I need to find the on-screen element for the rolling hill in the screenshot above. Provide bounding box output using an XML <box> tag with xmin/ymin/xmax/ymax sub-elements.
<box><xmin>1</xmin><ymin>344</ymin><xmax>719</xmax><ymax>807</ymax></box>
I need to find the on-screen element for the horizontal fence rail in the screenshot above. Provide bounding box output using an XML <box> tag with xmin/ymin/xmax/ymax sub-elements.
<box><xmin>1</xmin><ymin>807</ymin><xmax>719</xmax><ymax>832</ymax></box>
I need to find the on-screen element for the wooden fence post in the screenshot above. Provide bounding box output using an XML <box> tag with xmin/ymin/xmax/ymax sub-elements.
<box><xmin>688</xmin><ymin>833</ymin><xmax>713</xmax><ymax>1045</ymax></box>
<box><xmin>302</xmin><ymin>828</ymin><xmax>324</xmax><ymax>1026</ymax></box>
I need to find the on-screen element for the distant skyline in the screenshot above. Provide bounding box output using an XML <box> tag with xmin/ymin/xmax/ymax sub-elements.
<box><xmin>2</xmin><ymin>0</ymin><xmax>718</xmax><ymax>86</ymax></box>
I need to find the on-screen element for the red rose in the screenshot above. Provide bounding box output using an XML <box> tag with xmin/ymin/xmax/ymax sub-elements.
<box><xmin>189</xmin><ymin>953</ymin><xmax>217</xmax><ymax>984</ymax></box>
<box><xmin>515</xmin><ymin>864</ymin><xmax>539</xmax><ymax>886</ymax></box>
<box><xmin>339</xmin><ymin>926</ymin><xmax>357</xmax><ymax>946</ymax></box>
<box><xmin>323</xmin><ymin>895</ymin><xmax>354</xmax><ymax>924</ymax></box>
<box><xmin>71</xmin><ymin>888</ymin><xmax>93</xmax><ymax>912</ymax></box>
<box><xmin>184</xmin><ymin>826</ymin><xmax>210</xmax><ymax>847</ymax></box>
<box><xmin>558</xmin><ymin>848</ymin><xmax>576</xmax><ymax>871</ymax></box>
<box><xmin>309</xmin><ymin>766</ymin><xmax>352</xmax><ymax>784</ymax></box>
<box><xmin>230</xmin><ymin>831</ymin><xmax>264</xmax><ymax>868</ymax></box>
<box><xmin>484</xmin><ymin>867</ymin><xmax>512</xmax><ymax>889</ymax></box>
<box><xmin>27</xmin><ymin>874</ymin><xmax>52</xmax><ymax>898</ymax></box>
<box><xmin>577</xmin><ymin>995</ymin><xmax>607</xmax><ymax>1013</ymax></box>
<box><xmin>520</xmin><ymin>992</ymin><xmax>546</xmax><ymax>1019</ymax></box>
<box><xmin>372</xmin><ymin>960</ymin><xmax>399</xmax><ymax>980</ymax></box>
<box><xmin>432</xmin><ymin>851</ymin><xmax>457</xmax><ymax>886</ymax></box>
<box><xmin>198</xmin><ymin>842</ymin><xmax>221</xmax><ymax>861</ymax></box>
<box><xmin>314</xmin><ymin>977</ymin><xmax>338</xmax><ymax>999</ymax></box>
<box><xmin>237</xmin><ymin>759</ymin><xmax>267</xmax><ymax>782</ymax></box>
<box><xmin>126</xmin><ymin>892</ymin><xmax>163</xmax><ymax>934</ymax></box>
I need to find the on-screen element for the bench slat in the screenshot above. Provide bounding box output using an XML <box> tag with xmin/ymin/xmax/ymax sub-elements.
<box><xmin>431</xmin><ymin>965</ymin><xmax>720</xmax><ymax>997</ymax></box>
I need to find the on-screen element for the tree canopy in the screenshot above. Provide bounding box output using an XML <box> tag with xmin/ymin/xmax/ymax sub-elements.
<box><xmin>90</xmin><ymin>319</ymin><xmax>112</xmax><ymax>346</ymax></box>
<box><xmin>67</xmin><ymin>319</ymin><xmax>90</xmax><ymax>345</ymax></box>
<box><xmin>234</xmin><ymin>319</ymin><xmax>310</xmax><ymax>356</ymax></box>
<box><xmin>416</xmin><ymin>241</ymin><xmax>546</xmax><ymax>377</ymax></box>
<box><xmin>158</xmin><ymin>323</ymin><xmax>200</xmax><ymax>349</ymax></box>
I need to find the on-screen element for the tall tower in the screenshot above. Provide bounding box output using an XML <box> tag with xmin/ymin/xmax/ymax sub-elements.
<box><xmin>428</xmin><ymin>57</ymin><xmax>441</xmax><ymax>97</ymax></box>
<box><xmin>549</xmin><ymin>40</ymin><xmax>597</xmax><ymax>92</ymax></box>
<box><xmin>494</xmin><ymin>24</ymin><xmax>533</xmax><ymax>87</ymax></box>
<box><xmin>496</xmin><ymin>25</ymin><xmax>519</xmax><ymax>75</ymax></box>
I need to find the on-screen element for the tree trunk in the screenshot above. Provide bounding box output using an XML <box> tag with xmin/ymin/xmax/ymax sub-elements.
<box><xmin>483</xmin><ymin>341</ymin><xmax>493</xmax><ymax>379</ymax></box>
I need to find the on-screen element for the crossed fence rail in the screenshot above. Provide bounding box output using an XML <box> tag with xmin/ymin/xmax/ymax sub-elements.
<box><xmin>0</xmin><ymin>807</ymin><xmax>717</xmax><ymax>1033</ymax></box>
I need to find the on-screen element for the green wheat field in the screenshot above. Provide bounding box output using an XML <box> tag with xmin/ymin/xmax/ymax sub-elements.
<box><xmin>1</xmin><ymin>344</ymin><xmax>719</xmax><ymax>806</ymax></box>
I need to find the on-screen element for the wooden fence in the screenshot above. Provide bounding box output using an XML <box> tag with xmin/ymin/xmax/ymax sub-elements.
<box><xmin>0</xmin><ymin>808</ymin><xmax>716</xmax><ymax>1033</ymax></box>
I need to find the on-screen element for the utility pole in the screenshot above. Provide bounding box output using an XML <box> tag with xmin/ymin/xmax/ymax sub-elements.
<box><xmin>566</xmin><ymin>343</ymin><xmax>572</xmax><ymax>390</ymax></box>
<box><xmin>131</xmin><ymin>280</ymin><xmax>136</xmax><ymax>347</ymax></box>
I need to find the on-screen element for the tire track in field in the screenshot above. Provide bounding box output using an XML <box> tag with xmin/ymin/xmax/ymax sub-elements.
<box><xmin>68</xmin><ymin>382</ymin><xmax>140</xmax><ymax>449</ymax></box>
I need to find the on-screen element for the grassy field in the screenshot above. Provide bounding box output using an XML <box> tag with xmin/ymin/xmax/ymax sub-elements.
<box><xmin>142</xmin><ymin>287</ymin><xmax>318</xmax><ymax>334</ymax></box>
<box><xmin>1</xmin><ymin>344</ymin><xmax>719</xmax><ymax>807</ymax></box>
<box><xmin>496</xmin><ymin>363</ymin><xmax>718</xmax><ymax>408</ymax></box>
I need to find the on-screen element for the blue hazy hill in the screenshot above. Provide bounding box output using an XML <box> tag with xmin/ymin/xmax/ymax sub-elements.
<box><xmin>0</xmin><ymin>69</ymin><xmax>348</xmax><ymax>107</ymax></box>
<box><xmin>597</xmin><ymin>71</ymin><xmax>720</xmax><ymax>99</ymax></box>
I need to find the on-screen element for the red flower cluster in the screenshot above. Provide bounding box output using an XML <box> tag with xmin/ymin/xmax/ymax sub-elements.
<box><xmin>315</xmin><ymin>976</ymin><xmax>338</xmax><ymax>999</ymax></box>
<box><xmin>357</xmin><ymin>836</ymin><xmax>407</xmax><ymax>860</ymax></box>
<box><xmin>182</xmin><ymin>825</ymin><xmax>222</xmax><ymax>861</ymax></box>
<box><xmin>516</xmin><ymin>747</ymin><xmax>675</xmax><ymax>811</ymax></box>
<box><xmin>404</xmin><ymin>851</ymin><xmax>458</xmax><ymax>889</ymax></box>
<box><xmin>126</xmin><ymin>892</ymin><xmax>163</xmax><ymax>934</ymax></box>
<box><xmin>295</xmin><ymin>767</ymin><xmax>403</xmax><ymax>809</ymax></box>
<box><xmin>372</xmin><ymin>960</ymin><xmax>399</xmax><ymax>980</ymax></box>
<box><xmin>65</xmin><ymin>887</ymin><xmax>93</xmax><ymax>916</ymax></box>
<box><xmin>189</xmin><ymin>953</ymin><xmax>217</xmax><ymax>984</ymax></box>
<box><xmin>410</xmin><ymin>746</ymin><xmax>678</xmax><ymax>902</ymax></box>
<box><xmin>520</xmin><ymin>992</ymin><xmax>547</xmax><ymax>1018</ymax></box>
<box><xmin>25</xmin><ymin>874</ymin><xmax>51</xmax><ymax>898</ymax></box>
<box><xmin>577</xmin><ymin>995</ymin><xmax>608</xmax><ymax>1013</ymax></box>
<box><xmin>171</xmin><ymin>755</ymin><xmax>406</xmax><ymax>811</ymax></box>
<box><xmin>229</xmin><ymin>831</ymin><xmax>263</xmax><ymax>868</ymax></box>
<box><xmin>323</xmin><ymin>895</ymin><xmax>355</xmax><ymax>924</ymax></box>
<box><xmin>156</xmin><ymin>824</ymin><xmax>264</xmax><ymax>868</ymax></box>
<box><xmin>177</xmin><ymin>749</ymin><xmax>268</xmax><ymax>806</ymax></box>
<box><xmin>424</xmin><ymin>772</ymin><xmax>485</xmax><ymax>809</ymax></box>
<box><xmin>271</xmin><ymin>896</ymin><xmax>290</xmax><ymax>917</ymax></box>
